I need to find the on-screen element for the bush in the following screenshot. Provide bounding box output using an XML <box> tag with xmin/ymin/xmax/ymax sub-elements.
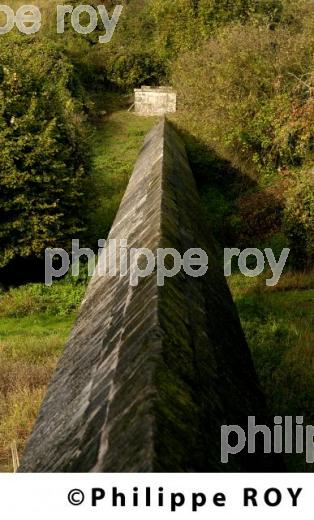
<box><xmin>0</xmin><ymin>277</ymin><xmax>86</xmax><ymax>318</ymax></box>
<box><xmin>197</xmin><ymin>0</ymin><xmax>283</xmax><ymax>33</ymax></box>
<box><xmin>101</xmin><ymin>50</ymin><xmax>167</xmax><ymax>90</ymax></box>
<box><xmin>172</xmin><ymin>14</ymin><xmax>314</xmax><ymax>174</ymax></box>
<box><xmin>0</xmin><ymin>35</ymin><xmax>89</xmax><ymax>268</ymax></box>
<box><xmin>283</xmin><ymin>171</ymin><xmax>314</xmax><ymax>268</ymax></box>
<box><xmin>171</xmin><ymin>2</ymin><xmax>314</xmax><ymax>260</ymax></box>
<box><xmin>89</xmin><ymin>0</ymin><xmax>277</xmax><ymax>90</ymax></box>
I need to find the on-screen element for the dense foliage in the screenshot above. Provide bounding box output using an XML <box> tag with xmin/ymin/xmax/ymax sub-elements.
<box><xmin>0</xmin><ymin>36</ymin><xmax>88</xmax><ymax>268</ymax></box>
<box><xmin>89</xmin><ymin>0</ymin><xmax>281</xmax><ymax>89</ymax></box>
<box><xmin>171</xmin><ymin>0</ymin><xmax>314</xmax><ymax>265</ymax></box>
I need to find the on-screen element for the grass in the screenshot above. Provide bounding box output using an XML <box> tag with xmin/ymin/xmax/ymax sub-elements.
<box><xmin>228</xmin><ymin>269</ymin><xmax>314</xmax><ymax>471</ymax></box>
<box><xmin>0</xmin><ymin>102</ymin><xmax>157</xmax><ymax>472</ymax></box>
<box><xmin>0</xmin><ymin>313</ymin><xmax>73</xmax><ymax>471</ymax></box>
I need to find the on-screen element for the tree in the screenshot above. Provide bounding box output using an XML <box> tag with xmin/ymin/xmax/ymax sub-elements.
<box><xmin>0</xmin><ymin>36</ymin><xmax>88</xmax><ymax>268</ymax></box>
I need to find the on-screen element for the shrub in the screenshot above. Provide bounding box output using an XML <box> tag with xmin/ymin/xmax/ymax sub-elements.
<box><xmin>90</xmin><ymin>0</ymin><xmax>279</xmax><ymax>90</ymax></box>
<box><xmin>171</xmin><ymin>2</ymin><xmax>314</xmax><ymax>260</ymax></box>
<box><xmin>0</xmin><ymin>35</ymin><xmax>89</xmax><ymax>268</ymax></box>
<box><xmin>172</xmin><ymin>15</ymin><xmax>314</xmax><ymax>174</ymax></box>
<box><xmin>101</xmin><ymin>50</ymin><xmax>166</xmax><ymax>90</ymax></box>
<box><xmin>0</xmin><ymin>276</ymin><xmax>87</xmax><ymax>318</ymax></box>
<box><xmin>283</xmin><ymin>170</ymin><xmax>314</xmax><ymax>268</ymax></box>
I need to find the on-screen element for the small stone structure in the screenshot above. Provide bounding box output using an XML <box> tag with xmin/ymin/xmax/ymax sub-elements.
<box><xmin>134</xmin><ymin>86</ymin><xmax>176</xmax><ymax>116</ymax></box>
<box><xmin>20</xmin><ymin>119</ymin><xmax>281</xmax><ymax>472</ymax></box>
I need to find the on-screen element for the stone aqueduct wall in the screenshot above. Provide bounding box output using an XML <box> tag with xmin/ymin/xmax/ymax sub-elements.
<box><xmin>20</xmin><ymin>119</ymin><xmax>278</xmax><ymax>472</ymax></box>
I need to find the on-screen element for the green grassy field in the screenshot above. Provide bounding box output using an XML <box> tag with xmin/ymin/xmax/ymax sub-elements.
<box><xmin>0</xmin><ymin>313</ymin><xmax>73</xmax><ymax>471</ymax></box>
<box><xmin>87</xmin><ymin>105</ymin><xmax>157</xmax><ymax>243</ymax></box>
<box><xmin>229</xmin><ymin>270</ymin><xmax>314</xmax><ymax>471</ymax></box>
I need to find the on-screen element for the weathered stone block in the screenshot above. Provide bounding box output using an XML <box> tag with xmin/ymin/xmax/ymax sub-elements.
<box><xmin>134</xmin><ymin>86</ymin><xmax>176</xmax><ymax>116</ymax></box>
